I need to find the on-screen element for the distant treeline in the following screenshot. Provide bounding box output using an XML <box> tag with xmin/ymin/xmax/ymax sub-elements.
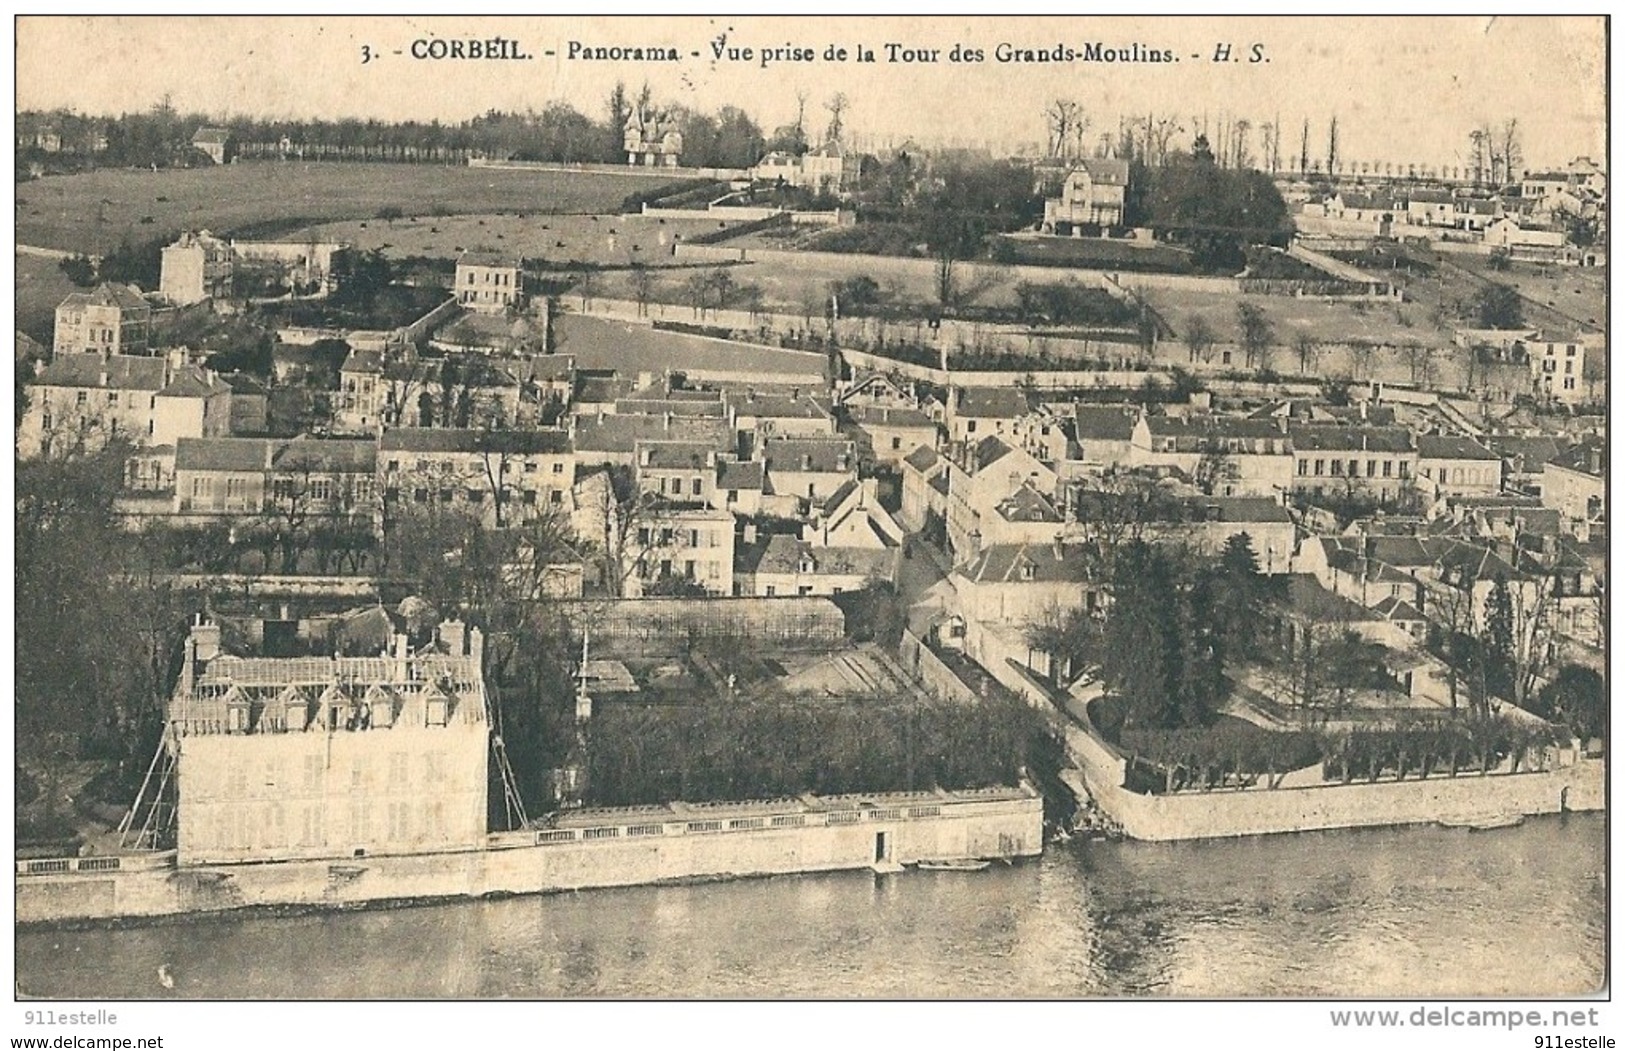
<box><xmin>18</xmin><ymin>85</ymin><xmax>785</xmax><ymax>174</ymax></box>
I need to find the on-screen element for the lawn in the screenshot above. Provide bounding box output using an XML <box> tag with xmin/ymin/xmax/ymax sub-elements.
<box><xmin>301</xmin><ymin>212</ymin><xmax>728</xmax><ymax>269</ymax></box>
<box><xmin>15</xmin><ymin>162</ymin><xmax>679</xmax><ymax>255</ymax></box>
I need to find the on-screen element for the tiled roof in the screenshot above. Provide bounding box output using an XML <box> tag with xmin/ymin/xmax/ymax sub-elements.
<box><xmin>902</xmin><ymin>445</ymin><xmax>942</xmax><ymax>473</ymax></box>
<box><xmin>272</xmin><ymin>438</ymin><xmax>377</xmax><ymax>474</ymax></box>
<box><xmin>637</xmin><ymin>441</ymin><xmax>717</xmax><ymax>470</ymax></box>
<box><xmin>191</xmin><ymin>127</ymin><xmax>233</xmax><ymax>145</ymax></box>
<box><xmin>36</xmin><ymin>353</ymin><xmax>166</xmax><ymax>391</ymax></box>
<box><xmin>716</xmin><ymin>458</ymin><xmax>765</xmax><ymax>490</ymax></box>
<box><xmin>380</xmin><ymin>427</ymin><xmax>570</xmax><ymax>455</ymax></box>
<box><xmin>955</xmin><ymin>387</ymin><xmax>1030</xmax><ymax>419</ymax></box>
<box><xmin>1288</xmin><ymin>425</ymin><xmax>1412</xmax><ymax>454</ymax></box>
<box><xmin>742</xmin><ymin>535</ymin><xmax>892</xmax><ymax>578</ymax></box>
<box><xmin>457</xmin><ymin>251</ymin><xmax>522</xmax><ymax>269</ymax></box>
<box><xmin>573</xmin><ymin>415</ymin><xmax>732</xmax><ymax>454</ymax></box>
<box><xmin>58</xmin><ymin>282</ymin><xmax>150</xmax><ymax>313</ymax></box>
<box><xmin>1548</xmin><ymin>441</ymin><xmax>1605</xmax><ymax>477</ymax></box>
<box><xmin>995</xmin><ymin>484</ymin><xmax>1061</xmax><ymax>524</ymax></box>
<box><xmin>960</xmin><ymin>542</ymin><xmax>1097</xmax><ymax>585</ymax></box>
<box><xmin>971</xmin><ymin>435</ymin><xmax>1017</xmax><ymax>472</ymax></box>
<box><xmin>341</xmin><ymin>348</ymin><xmax>385</xmax><ymax>375</ymax></box>
<box><xmin>1076</xmin><ymin>158</ymin><xmax>1130</xmax><ymax>186</ymax></box>
<box><xmin>844</xmin><ymin>404</ymin><xmax>933</xmax><ymax>428</ymax></box>
<box><xmin>175</xmin><ymin>437</ymin><xmax>273</xmax><ymax>472</ymax></box>
<box><xmin>763</xmin><ymin>437</ymin><xmax>853</xmax><ymax>474</ymax></box>
<box><xmin>1072</xmin><ymin>405</ymin><xmax>1137</xmax><ymax>442</ymax></box>
<box><xmin>1416</xmin><ymin>435</ymin><xmax>1499</xmax><ymax>461</ymax></box>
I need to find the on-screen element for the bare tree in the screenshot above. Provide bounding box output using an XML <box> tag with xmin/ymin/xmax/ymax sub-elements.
<box><xmin>1326</xmin><ymin>115</ymin><xmax>1340</xmax><ymax>178</ymax></box>
<box><xmin>1348</xmin><ymin>342</ymin><xmax>1376</xmax><ymax>383</ymax></box>
<box><xmin>1293</xmin><ymin>331</ymin><xmax>1320</xmax><ymax>375</ymax></box>
<box><xmin>823</xmin><ymin>92</ymin><xmax>849</xmax><ymax>145</ymax></box>
<box><xmin>1236</xmin><ymin>302</ymin><xmax>1274</xmax><ymax>370</ymax></box>
<box><xmin>1045</xmin><ymin>99</ymin><xmax>1081</xmax><ymax>161</ymax></box>
<box><xmin>1498</xmin><ymin>118</ymin><xmax>1524</xmax><ymax>185</ymax></box>
<box><xmin>629</xmin><ymin>264</ymin><xmax>656</xmax><ymax>318</ymax></box>
<box><xmin>1185</xmin><ymin>314</ymin><xmax>1217</xmax><ymax>364</ymax></box>
<box><xmin>1299</xmin><ymin>118</ymin><xmax>1311</xmax><ymax>177</ymax></box>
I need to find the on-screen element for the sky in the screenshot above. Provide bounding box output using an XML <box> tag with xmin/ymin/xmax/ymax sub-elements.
<box><xmin>15</xmin><ymin>15</ymin><xmax>1607</xmax><ymax>170</ymax></box>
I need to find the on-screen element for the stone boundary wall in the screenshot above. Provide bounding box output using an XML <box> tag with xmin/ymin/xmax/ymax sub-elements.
<box><xmin>896</xmin><ymin>630</ymin><xmax>978</xmax><ymax>705</ymax></box>
<box><xmin>560</xmin><ymin>596</ymin><xmax>846</xmax><ymax>652</ymax></box>
<box><xmin>16</xmin><ymin>790</ymin><xmax>1043</xmax><ymax>925</ymax></box>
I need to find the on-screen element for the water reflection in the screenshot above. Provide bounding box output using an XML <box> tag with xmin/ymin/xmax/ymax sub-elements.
<box><xmin>15</xmin><ymin>814</ymin><xmax>1604</xmax><ymax>999</ymax></box>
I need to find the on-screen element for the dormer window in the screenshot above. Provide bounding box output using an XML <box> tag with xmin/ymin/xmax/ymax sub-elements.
<box><xmin>1019</xmin><ymin>560</ymin><xmax>1036</xmax><ymax>581</ymax></box>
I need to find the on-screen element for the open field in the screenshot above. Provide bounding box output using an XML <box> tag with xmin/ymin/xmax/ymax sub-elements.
<box><xmin>301</xmin><ymin>212</ymin><xmax>727</xmax><ymax>268</ymax></box>
<box><xmin>15</xmin><ymin>162</ymin><xmax>676</xmax><ymax>255</ymax></box>
<box><xmin>555</xmin><ymin>313</ymin><xmax>827</xmax><ymax>380</ymax></box>
<box><xmin>1446</xmin><ymin>257</ymin><xmax>1605</xmax><ymax>332</ymax></box>
<box><xmin>15</xmin><ymin>251</ymin><xmax>82</xmax><ymax>344</ymax></box>
<box><xmin>1144</xmin><ymin>288</ymin><xmax>1454</xmax><ymax>349</ymax></box>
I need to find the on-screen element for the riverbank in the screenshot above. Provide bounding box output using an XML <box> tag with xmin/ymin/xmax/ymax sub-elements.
<box><xmin>16</xmin><ymin>785</ymin><xmax>1043</xmax><ymax>927</ymax></box>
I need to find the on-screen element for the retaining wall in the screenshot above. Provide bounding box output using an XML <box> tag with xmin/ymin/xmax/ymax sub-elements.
<box><xmin>16</xmin><ymin>789</ymin><xmax>1042</xmax><ymax>925</ymax></box>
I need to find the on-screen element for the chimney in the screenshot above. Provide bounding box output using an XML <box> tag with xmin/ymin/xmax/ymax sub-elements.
<box><xmin>663</xmin><ymin>412</ymin><xmax>672</xmax><ymax>432</ymax></box>
<box><xmin>1052</xmin><ymin>533</ymin><xmax>1064</xmax><ymax>561</ymax></box>
<box><xmin>1587</xmin><ymin>445</ymin><xmax>1601</xmax><ymax>474</ymax></box>
<box><xmin>99</xmin><ymin>370</ymin><xmax>110</xmax><ymax>388</ymax></box>
<box><xmin>802</xmin><ymin>454</ymin><xmax>813</xmax><ymax>471</ymax></box>
<box><xmin>440</xmin><ymin>618</ymin><xmax>466</xmax><ymax>657</ymax></box>
<box><xmin>192</xmin><ymin>619</ymin><xmax>221</xmax><ymax>663</ymax></box>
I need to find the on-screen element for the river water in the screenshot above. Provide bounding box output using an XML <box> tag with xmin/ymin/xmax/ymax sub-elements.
<box><xmin>15</xmin><ymin>814</ymin><xmax>1604</xmax><ymax>999</ymax></box>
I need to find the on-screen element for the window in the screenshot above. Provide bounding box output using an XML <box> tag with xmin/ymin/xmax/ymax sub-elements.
<box><xmin>467</xmin><ymin>488</ymin><xmax>484</xmax><ymax>504</ymax></box>
<box><xmin>1398</xmin><ymin>461</ymin><xmax>1411</xmax><ymax>478</ymax></box>
<box><xmin>76</xmin><ymin>390</ymin><xmax>87</xmax><ymax>407</ymax></box>
<box><xmin>1366</xmin><ymin>460</ymin><xmax>1377</xmax><ymax>478</ymax></box>
<box><xmin>1382</xmin><ymin>460</ymin><xmax>1393</xmax><ymax>478</ymax></box>
<box><xmin>727</xmin><ymin>489</ymin><xmax>739</xmax><ymax>504</ymax></box>
<box><xmin>1314</xmin><ymin>459</ymin><xmax>1325</xmax><ymax>476</ymax></box>
<box><xmin>551</xmin><ymin>462</ymin><xmax>563</xmax><ymax>474</ymax></box>
<box><xmin>966</xmin><ymin>420</ymin><xmax>977</xmax><ymax>433</ymax></box>
<box><xmin>107</xmin><ymin>391</ymin><xmax>118</xmax><ymax>404</ymax></box>
<box><xmin>549</xmin><ymin>489</ymin><xmax>562</xmax><ymax>504</ymax></box>
<box><xmin>310</xmin><ymin>478</ymin><xmax>333</xmax><ymax>502</ymax></box>
<box><xmin>226</xmin><ymin>477</ymin><xmax>248</xmax><ymax>499</ymax></box>
<box><xmin>1331</xmin><ymin>459</ymin><xmax>1343</xmax><ymax>476</ymax></box>
<box><xmin>191</xmin><ymin>477</ymin><xmax>212</xmax><ymax>498</ymax></box>
<box><xmin>692</xmin><ymin>477</ymin><xmax>703</xmax><ymax>496</ymax></box>
<box><xmin>891</xmin><ymin>436</ymin><xmax>902</xmax><ymax>450</ymax></box>
<box><xmin>388</xmin><ymin>460</ymin><xmax>399</xmax><ymax>472</ymax></box>
<box><xmin>524</xmin><ymin>461</ymin><xmax>538</xmax><ymax>473</ymax></box>
<box><xmin>414</xmin><ymin>488</ymin><xmax>429</xmax><ymax>504</ymax></box>
<box><xmin>765</xmin><ymin>585</ymin><xmax>777</xmax><ymax>596</ymax></box>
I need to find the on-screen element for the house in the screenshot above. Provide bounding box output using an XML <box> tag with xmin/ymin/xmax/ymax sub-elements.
<box><xmin>1483</xmin><ymin>217</ymin><xmax>1566</xmax><ymax>250</ymax></box>
<box><xmin>221</xmin><ymin>373</ymin><xmax>270</xmax><ymax>435</ymax></box>
<box><xmin>728</xmin><ymin>387</ymin><xmax>835</xmax><ymax>439</ymax></box>
<box><xmin>623</xmin><ymin>105</ymin><xmax>683</xmax><ymax>168</ymax></box>
<box><xmin>1520</xmin><ymin>171</ymin><xmax>1572</xmax><ymax>201</ymax></box>
<box><xmin>167</xmin><ymin>617</ymin><xmax>489</xmax><ymax>865</ymax></box>
<box><xmin>1404</xmin><ymin>189</ymin><xmax>1455</xmax><ymax>227</ymax></box>
<box><xmin>1132</xmin><ymin>414</ymin><xmax>1293</xmax><ymax>497</ymax></box>
<box><xmin>1415</xmin><ymin>435</ymin><xmax>1501</xmax><ymax>499</ymax></box>
<box><xmin>735</xmin><ymin>535</ymin><xmax>896</xmax><ymax>597</ymax></box>
<box><xmin>153</xmin><ymin>368</ymin><xmax>233</xmax><ymax>448</ymax></box>
<box><xmin>805</xmin><ymin>140</ymin><xmax>861</xmax><ymax>194</ymax></box>
<box><xmin>1486</xmin><ymin>434</ymin><xmax>1569</xmax><ymax>496</ymax></box>
<box><xmin>1065</xmin><ymin>404</ymin><xmax>1140</xmax><ymax>473</ymax></box>
<box><xmin>1522</xmin><ymin>333</ymin><xmax>1600</xmax><ymax>404</ymax></box>
<box><xmin>946</xmin><ymin>386</ymin><xmax>1030</xmax><ymax>444</ymax></box>
<box><xmin>53</xmin><ymin>283</ymin><xmax>152</xmax><ymax>357</ymax></box>
<box><xmin>712</xmin><ymin>457</ymin><xmax>766</xmax><ymax>517</ymax></box>
<box><xmin>953</xmin><ymin>539</ymin><xmax>1103</xmax><ymax>625</ymax></box>
<box><xmin>628</xmin><ymin>506</ymin><xmax>735</xmax><ymax>597</ymax></box>
<box><xmin>634</xmin><ymin>440</ymin><xmax>718</xmax><ymax>506</ymax></box>
<box><xmin>944</xmin><ymin>436</ymin><xmax>1058</xmax><ymax>559</ymax></box>
<box><xmin>838</xmin><ymin>371</ymin><xmax>916</xmax><ymax>410</ymax></box>
<box><xmin>1288</xmin><ymin>425</ymin><xmax>1417</xmax><ymax>503</ymax></box>
<box><xmin>337</xmin><ymin>348</ymin><xmax>388</xmax><ymax>432</ymax></box>
<box><xmin>18</xmin><ymin>352</ymin><xmax>169</xmax><ymax>457</ymax></box>
<box><xmin>900</xmin><ymin>444</ymin><xmax>949</xmax><ymax>534</ymax></box>
<box><xmin>761</xmin><ymin>436</ymin><xmax>858</xmax><ymax>506</ymax></box>
<box><xmin>160</xmin><ymin>230</ymin><xmax>349</xmax><ymax>306</ymax></box>
<box><xmin>191</xmin><ymin>127</ymin><xmax>236</xmax><ymax>165</ymax></box>
<box><xmin>802</xmin><ymin>478</ymin><xmax>906</xmax><ymax>549</ymax></box>
<box><xmin>1541</xmin><ymin>442</ymin><xmax>1605</xmax><ymax>538</ymax></box>
<box><xmin>1041</xmin><ymin>158</ymin><xmax>1130</xmax><ymax>232</ymax></box>
<box><xmin>841</xmin><ymin>404</ymin><xmax>937</xmax><ymax>468</ymax></box>
<box><xmin>572</xmin><ymin>413</ymin><xmax>733</xmax><ymax>468</ymax></box>
<box><xmin>174</xmin><ymin>436</ymin><xmax>377</xmax><ymax>523</ymax></box>
<box><xmin>454</xmin><ymin>253</ymin><xmax>524</xmax><ymax>314</ymax></box>
<box><xmin>380</xmin><ymin>427</ymin><xmax>574</xmax><ymax>525</ymax></box>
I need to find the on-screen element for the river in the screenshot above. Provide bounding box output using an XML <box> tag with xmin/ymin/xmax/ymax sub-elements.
<box><xmin>15</xmin><ymin>813</ymin><xmax>1604</xmax><ymax>999</ymax></box>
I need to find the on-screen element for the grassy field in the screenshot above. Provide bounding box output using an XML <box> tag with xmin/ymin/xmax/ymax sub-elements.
<box><xmin>15</xmin><ymin>252</ymin><xmax>82</xmax><ymax>344</ymax></box>
<box><xmin>555</xmin><ymin>314</ymin><xmax>826</xmax><ymax>381</ymax></box>
<box><xmin>301</xmin><ymin>212</ymin><xmax>727</xmax><ymax>268</ymax></box>
<box><xmin>15</xmin><ymin>162</ymin><xmax>676</xmax><ymax>255</ymax></box>
<box><xmin>1445</xmin><ymin>257</ymin><xmax>1605</xmax><ymax>332</ymax></box>
<box><xmin>1145</xmin><ymin>289</ymin><xmax>1455</xmax><ymax>349</ymax></box>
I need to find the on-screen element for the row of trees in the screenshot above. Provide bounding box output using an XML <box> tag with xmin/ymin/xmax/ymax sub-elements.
<box><xmin>585</xmin><ymin>691</ymin><xmax>1036</xmax><ymax>807</ymax></box>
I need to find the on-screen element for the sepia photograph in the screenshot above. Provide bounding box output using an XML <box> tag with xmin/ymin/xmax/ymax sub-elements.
<box><xmin>9</xmin><ymin>12</ymin><xmax>1609</xmax><ymax>1028</ymax></box>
